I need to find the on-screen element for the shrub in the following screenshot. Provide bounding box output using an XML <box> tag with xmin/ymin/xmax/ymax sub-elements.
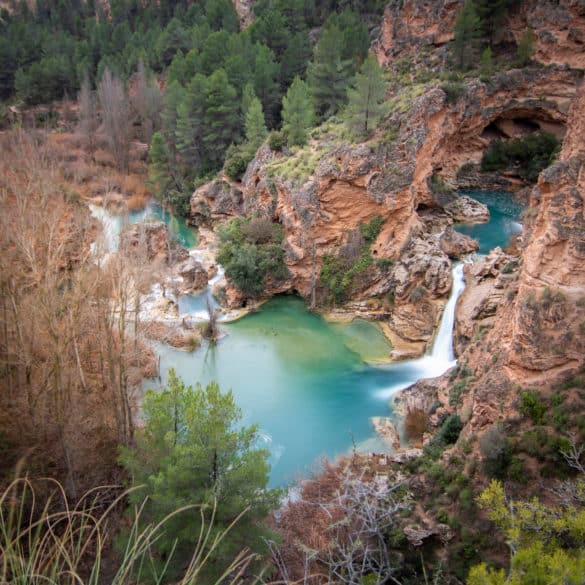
<box><xmin>481</xmin><ymin>132</ymin><xmax>560</xmax><ymax>182</ymax></box>
<box><xmin>360</xmin><ymin>215</ymin><xmax>385</xmax><ymax>243</ymax></box>
<box><xmin>376</xmin><ymin>258</ymin><xmax>393</xmax><ymax>271</ymax></box>
<box><xmin>479</xmin><ymin>424</ymin><xmax>510</xmax><ymax>479</ymax></box>
<box><xmin>501</xmin><ymin>260</ymin><xmax>518</xmax><ymax>274</ymax></box>
<box><xmin>520</xmin><ymin>390</ymin><xmax>546</xmax><ymax>425</ymax></box>
<box><xmin>224</xmin><ymin>143</ymin><xmax>254</xmax><ymax>181</ymax></box>
<box><xmin>409</xmin><ymin>286</ymin><xmax>427</xmax><ymax>304</ymax></box>
<box><xmin>268</xmin><ymin>130</ymin><xmax>287</xmax><ymax>152</ymax></box>
<box><xmin>405</xmin><ymin>406</ymin><xmax>429</xmax><ymax>443</ymax></box>
<box><xmin>217</xmin><ymin>216</ymin><xmax>288</xmax><ymax>297</ymax></box>
<box><xmin>441</xmin><ymin>81</ymin><xmax>466</xmax><ymax>104</ymax></box>
<box><xmin>437</xmin><ymin>414</ymin><xmax>464</xmax><ymax>445</ymax></box>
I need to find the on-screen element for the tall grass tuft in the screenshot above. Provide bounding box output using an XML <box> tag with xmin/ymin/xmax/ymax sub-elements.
<box><xmin>0</xmin><ymin>475</ymin><xmax>255</xmax><ymax>585</ymax></box>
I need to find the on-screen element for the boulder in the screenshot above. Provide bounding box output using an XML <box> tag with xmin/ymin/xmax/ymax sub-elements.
<box><xmin>440</xmin><ymin>226</ymin><xmax>479</xmax><ymax>258</ymax></box>
<box><xmin>177</xmin><ymin>257</ymin><xmax>209</xmax><ymax>292</ymax></box>
<box><xmin>120</xmin><ymin>221</ymin><xmax>168</xmax><ymax>263</ymax></box>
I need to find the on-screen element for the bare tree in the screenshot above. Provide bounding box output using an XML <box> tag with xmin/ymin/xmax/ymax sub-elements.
<box><xmin>97</xmin><ymin>67</ymin><xmax>132</xmax><ymax>173</ymax></box>
<box><xmin>130</xmin><ymin>60</ymin><xmax>163</xmax><ymax>145</ymax></box>
<box><xmin>320</xmin><ymin>467</ymin><xmax>410</xmax><ymax>585</ymax></box>
<box><xmin>0</xmin><ymin>131</ymin><xmax>153</xmax><ymax>495</ymax></box>
<box><xmin>77</xmin><ymin>73</ymin><xmax>99</xmax><ymax>157</ymax></box>
<box><xmin>270</xmin><ymin>458</ymin><xmax>411</xmax><ymax>585</ymax></box>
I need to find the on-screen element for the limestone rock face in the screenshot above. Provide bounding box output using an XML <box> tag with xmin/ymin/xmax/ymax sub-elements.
<box><xmin>440</xmin><ymin>227</ymin><xmax>479</xmax><ymax>259</ymax></box>
<box><xmin>120</xmin><ymin>221</ymin><xmax>168</xmax><ymax>263</ymax></box>
<box><xmin>374</xmin><ymin>0</ymin><xmax>585</xmax><ymax>70</ymax></box>
<box><xmin>371</xmin><ymin>417</ymin><xmax>401</xmax><ymax>449</ymax></box>
<box><xmin>191</xmin><ymin>179</ymin><xmax>243</xmax><ymax>226</ymax></box>
<box><xmin>505</xmin><ymin>83</ymin><xmax>585</xmax><ymax>380</ymax></box>
<box><xmin>177</xmin><ymin>257</ymin><xmax>209</xmax><ymax>292</ymax></box>
<box><xmin>444</xmin><ymin>196</ymin><xmax>489</xmax><ymax>224</ymax></box>
<box><xmin>232</xmin><ymin>0</ymin><xmax>253</xmax><ymax>28</ymax></box>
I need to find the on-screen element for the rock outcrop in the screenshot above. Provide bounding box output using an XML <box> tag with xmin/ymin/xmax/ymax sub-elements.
<box><xmin>120</xmin><ymin>221</ymin><xmax>169</xmax><ymax>263</ymax></box>
<box><xmin>505</xmin><ymin>82</ymin><xmax>585</xmax><ymax>382</ymax></box>
<box><xmin>374</xmin><ymin>0</ymin><xmax>585</xmax><ymax>70</ymax></box>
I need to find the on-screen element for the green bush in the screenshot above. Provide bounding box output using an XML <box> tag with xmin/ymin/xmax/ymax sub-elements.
<box><xmin>376</xmin><ymin>258</ymin><xmax>393</xmax><ymax>271</ymax></box>
<box><xmin>409</xmin><ymin>286</ymin><xmax>427</xmax><ymax>304</ymax></box>
<box><xmin>437</xmin><ymin>414</ymin><xmax>464</xmax><ymax>445</ymax></box>
<box><xmin>268</xmin><ymin>130</ymin><xmax>287</xmax><ymax>152</ymax></box>
<box><xmin>224</xmin><ymin>143</ymin><xmax>254</xmax><ymax>181</ymax></box>
<box><xmin>520</xmin><ymin>390</ymin><xmax>547</xmax><ymax>425</ymax></box>
<box><xmin>360</xmin><ymin>214</ymin><xmax>385</xmax><ymax>242</ymax></box>
<box><xmin>319</xmin><ymin>217</ymin><xmax>384</xmax><ymax>305</ymax></box>
<box><xmin>481</xmin><ymin>132</ymin><xmax>560</xmax><ymax>182</ymax></box>
<box><xmin>217</xmin><ymin>216</ymin><xmax>288</xmax><ymax>297</ymax></box>
<box><xmin>441</xmin><ymin>81</ymin><xmax>466</xmax><ymax>104</ymax></box>
<box><xmin>479</xmin><ymin>424</ymin><xmax>510</xmax><ymax>479</ymax></box>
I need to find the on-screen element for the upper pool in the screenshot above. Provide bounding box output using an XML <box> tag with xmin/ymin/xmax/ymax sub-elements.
<box><xmin>455</xmin><ymin>190</ymin><xmax>524</xmax><ymax>254</ymax></box>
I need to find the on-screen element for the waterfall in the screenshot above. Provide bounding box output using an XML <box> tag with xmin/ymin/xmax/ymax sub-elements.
<box><xmin>374</xmin><ymin>262</ymin><xmax>466</xmax><ymax>399</ymax></box>
<box><xmin>430</xmin><ymin>262</ymin><xmax>465</xmax><ymax>364</ymax></box>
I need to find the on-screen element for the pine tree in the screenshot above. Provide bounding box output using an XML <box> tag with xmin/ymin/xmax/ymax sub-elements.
<box><xmin>475</xmin><ymin>0</ymin><xmax>514</xmax><ymax>45</ymax></box>
<box><xmin>517</xmin><ymin>28</ymin><xmax>536</xmax><ymax>67</ymax></box>
<box><xmin>344</xmin><ymin>54</ymin><xmax>387</xmax><ymax>140</ymax></box>
<box><xmin>241</xmin><ymin>82</ymin><xmax>257</xmax><ymax>119</ymax></box>
<box><xmin>203</xmin><ymin>68</ymin><xmax>240</xmax><ymax>167</ymax></box>
<box><xmin>176</xmin><ymin>74</ymin><xmax>207</xmax><ymax>173</ymax></box>
<box><xmin>308</xmin><ymin>24</ymin><xmax>353</xmax><ymax>120</ymax></box>
<box><xmin>452</xmin><ymin>0</ymin><xmax>482</xmax><ymax>71</ymax></box>
<box><xmin>281</xmin><ymin>76</ymin><xmax>314</xmax><ymax>147</ymax></box>
<box><xmin>119</xmin><ymin>369</ymin><xmax>280</xmax><ymax>583</ymax></box>
<box><xmin>480</xmin><ymin>46</ymin><xmax>494</xmax><ymax>79</ymax></box>
<box><xmin>161</xmin><ymin>80</ymin><xmax>185</xmax><ymax>155</ymax></box>
<box><xmin>245</xmin><ymin>96</ymin><xmax>268</xmax><ymax>151</ymax></box>
<box><xmin>279</xmin><ymin>31</ymin><xmax>311</xmax><ymax>89</ymax></box>
<box><xmin>253</xmin><ymin>45</ymin><xmax>280</xmax><ymax>128</ymax></box>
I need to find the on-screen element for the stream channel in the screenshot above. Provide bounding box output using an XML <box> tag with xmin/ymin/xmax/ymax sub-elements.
<box><xmin>91</xmin><ymin>190</ymin><xmax>523</xmax><ymax>486</ymax></box>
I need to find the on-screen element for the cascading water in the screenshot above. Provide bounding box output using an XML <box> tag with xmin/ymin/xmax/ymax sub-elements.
<box><xmin>373</xmin><ymin>263</ymin><xmax>466</xmax><ymax>400</ymax></box>
<box><xmin>430</xmin><ymin>262</ymin><xmax>465</xmax><ymax>364</ymax></box>
<box><xmin>90</xmin><ymin>202</ymin><xmax>471</xmax><ymax>484</ymax></box>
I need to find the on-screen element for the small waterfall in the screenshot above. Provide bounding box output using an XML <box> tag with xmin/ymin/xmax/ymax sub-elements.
<box><xmin>374</xmin><ymin>262</ymin><xmax>466</xmax><ymax>399</ymax></box>
<box><xmin>430</xmin><ymin>262</ymin><xmax>465</xmax><ymax>364</ymax></box>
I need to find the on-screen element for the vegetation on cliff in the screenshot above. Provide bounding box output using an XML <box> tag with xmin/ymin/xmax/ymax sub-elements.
<box><xmin>217</xmin><ymin>216</ymin><xmax>288</xmax><ymax>297</ymax></box>
<box><xmin>481</xmin><ymin>131</ymin><xmax>560</xmax><ymax>182</ymax></box>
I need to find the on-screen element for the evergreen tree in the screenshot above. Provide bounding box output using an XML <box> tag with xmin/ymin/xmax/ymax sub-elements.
<box><xmin>176</xmin><ymin>74</ymin><xmax>208</xmax><ymax>173</ymax></box>
<box><xmin>452</xmin><ymin>0</ymin><xmax>482</xmax><ymax>71</ymax></box>
<box><xmin>281</xmin><ymin>75</ymin><xmax>314</xmax><ymax>147</ymax></box>
<box><xmin>245</xmin><ymin>96</ymin><xmax>268</xmax><ymax>151</ymax></box>
<box><xmin>480</xmin><ymin>46</ymin><xmax>494</xmax><ymax>79</ymax></box>
<box><xmin>241</xmin><ymin>82</ymin><xmax>257</xmax><ymax>119</ymax></box>
<box><xmin>203</xmin><ymin>68</ymin><xmax>240</xmax><ymax>166</ymax></box>
<box><xmin>119</xmin><ymin>369</ymin><xmax>280</xmax><ymax>583</ymax></box>
<box><xmin>253</xmin><ymin>44</ymin><xmax>280</xmax><ymax>128</ymax></box>
<box><xmin>517</xmin><ymin>28</ymin><xmax>536</xmax><ymax>67</ymax></box>
<box><xmin>308</xmin><ymin>24</ymin><xmax>353</xmax><ymax>119</ymax></box>
<box><xmin>161</xmin><ymin>80</ymin><xmax>185</xmax><ymax>154</ymax></box>
<box><xmin>344</xmin><ymin>55</ymin><xmax>387</xmax><ymax>140</ymax></box>
<box><xmin>475</xmin><ymin>0</ymin><xmax>514</xmax><ymax>45</ymax></box>
<box><xmin>279</xmin><ymin>31</ymin><xmax>312</xmax><ymax>89</ymax></box>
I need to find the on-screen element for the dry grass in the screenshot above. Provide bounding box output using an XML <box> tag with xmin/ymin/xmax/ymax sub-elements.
<box><xmin>0</xmin><ymin>476</ymin><xmax>256</xmax><ymax>585</ymax></box>
<box><xmin>404</xmin><ymin>396</ymin><xmax>430</xmax><ymax>445</ymax></box>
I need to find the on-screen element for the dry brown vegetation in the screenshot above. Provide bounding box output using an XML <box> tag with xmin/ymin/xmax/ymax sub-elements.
<box><xmin>270</xmin><ymin>456</ymin><xmax>410</xmax><ymax>584</ymax></box>
<box><xmin>404</xmin><ymin>396</ymin><xmax>430</xmax><ymax>445</ymax></box>
<box><xmin>0</xmin><ymin>131</ymin><xmax>156</xmax><ymax>496</ymax></box>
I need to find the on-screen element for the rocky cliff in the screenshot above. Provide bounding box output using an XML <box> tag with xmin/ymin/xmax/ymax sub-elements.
<box><xmin>191</xmin><ymin>63</ymin><xmax>579</xmax><ymax>356</ymax></box>
<box><xmin>374</xmin><ymin>0</ymin><xmax>585</xmax><ymax>70</ymax></box>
